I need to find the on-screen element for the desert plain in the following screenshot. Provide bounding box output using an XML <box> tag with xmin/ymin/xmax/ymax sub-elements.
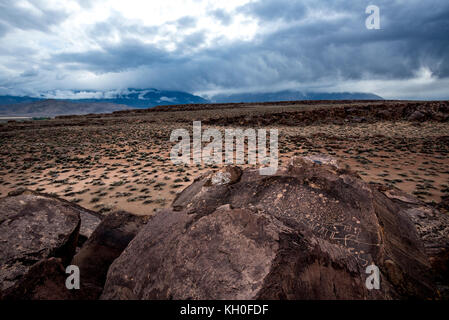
<box><xmin>0</xmin><ymin>100</ymin><xmax>448</xmax><ymax>216</ymax></box>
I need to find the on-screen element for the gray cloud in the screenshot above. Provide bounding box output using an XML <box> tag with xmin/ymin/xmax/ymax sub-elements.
<box><xmin>210</xmin><ymin>9</ymin><xmax>233</xmax><ymax>26</ymax></box>
<box><xmin>1</xmin><ymin>0</ymin><xmax>449</xmax><ymax>99</ymax></box>
<box><xmin>88</xmin><ymin>11</ymin><xmax>160</xmax><ymax>39</ymax></box>
<box><xmin>76</xmin><ymin>0</ymin><xmax>97</xmax><ymax>9</ymax></box>
<box><xmin>175</xmin><ymin>16</ymin><xmax>197</xmax><ymax>29</ymax></box>
<box><xmin>52</xmin><ymin>38</ymin><xmax>175</xmax><ymax>73</ymax></box>
<box><xmin>0</xmin><ymin>0</ymin><xmax>68</xmax><ymax>36</ymax></box>
<box><xmin>20</xmin><ymin>68</ymin><xmax>39</xmax><ymax>77</ymax></box>
<box><xmin>177</xmin><ymin>31</ymin><xmax>206</xmax><ymax>51</ymax></box>
<box><xmin>0</xmin><ymin>21</ymin><xmax>8</xmax><ymax>37</ymax></box>
<box><xmin>238</xmin><ymin>0</ymin><xmax>307</xmax><ymax>22</ymax></box>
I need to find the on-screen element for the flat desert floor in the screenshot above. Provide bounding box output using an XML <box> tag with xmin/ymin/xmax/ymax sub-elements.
<box><xmin>1</xmin><ymin>100</ymin><xmax>448</xmax><ymax>215</ymax></box>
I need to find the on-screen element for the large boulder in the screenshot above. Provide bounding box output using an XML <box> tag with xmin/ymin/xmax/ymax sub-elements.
<box><xmin>408</xmin><ymin>110</ymin><xmax>426</xmax><ymax>121</ymax></box>
<box><xmin>0</xmin><ymin>190</ymin><xmax>82</xmax><ymax>295</ymax></box>
<box><xmin>4</xmin><ymin>188</ymin><xmax>101</xmax><ymax>247</ymax></box>
<box><xmin>71</xmin><ymin>211</ymin><xmax>149</xmax><ymax>299</ymax></box>
<box><xmin>379</xmin><ymin>187</ymin><xmax>449</xmax><ymax>289</ymax></box>
<box><xmin>101</xmin><ymin>159</ymin><xmax>449</xmax><ymax>300</ymax></box>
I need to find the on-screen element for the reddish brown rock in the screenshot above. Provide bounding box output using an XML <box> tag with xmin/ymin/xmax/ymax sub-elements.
<box><xmin>0</xmin><ymin>258</ymin><xmax>74</xmax><ymax>300</ymax></box>
<box><xmin>0</xmin><ymin>190</ymin><xmax>81</xmax><ymax>295</ymax></box>
<box><xmin>101</xmin><ymin>159</ymin><xmax>449</xmax><ymax>300</ymax></box>
<box><xmin>71</xmin><ymin>211</ymin><xmax>149</xmax><ymax>299</ymax></box>
<box><xmin>408</xmin><ymin>110</ymin><xmax>426</xmax><ymax>121</ymax></box>
<box><xmin>380</xmin><ymin>187</ymin><xmax>449</xmax><ymax>287</ymax></box>
<box><xmin>438</xmin><ymin>196</ymin><xmax>449</xmax><ymax>215</ymax></box>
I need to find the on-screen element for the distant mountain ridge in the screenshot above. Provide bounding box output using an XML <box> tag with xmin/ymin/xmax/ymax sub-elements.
<box><xmin>0</xmin><ymin>88</ymin><xmax>208</xmax><ymax>108</ymax></box>
<box><xmin>0</xmin><ymin>100</ymin><xmax>130</xmax><ymax>117</ymax></box>
<box><xmin>0</xmin><ymin>88</ymin><xmax>383</xmax><ymax>117</ymax></box>
<box><xmin>209</xmin><ymin>90</ymin><xmax>383</xmax><ymax>103</ymax></box>
<box><xmin>0</xmin><ymin>95</ymin><xmax>41</xmax><ymax>106</ymax></box>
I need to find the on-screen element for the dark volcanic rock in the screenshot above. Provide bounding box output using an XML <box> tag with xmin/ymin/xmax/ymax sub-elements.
<box><xmin>0</xmin><ymin>190</ymin><xmax>81</xmax><ymax>294</ymax></box>
<box><xmin>71</xmin><ymin>211</ymin><xmax>149</xmax><ymax>299</ymax></box>
<box><xmin>101</xmin><ymin>158</ymin><xmax>449</xmax><ymax>300</ymax></box>
<box><xmin>1</xmin><ymin>258</ymin><xmax>74</xmax><ymax>300</ymax></box>
<box><xmin>408</xmin><ymin>110</ymin><xmax>426</xmax><ymax>121</ymax></box>
<box><xmin>375</xmin><ymin>186</ymin><xmax>449</xmax><ymax>293</ymax></box>
<box><xmin>5</xmin><ymin>188</ymin><xmax>101</xmax><ymax>246</ymax></box>
<box><xmin>438</xmin><ymin>196</ymin><xmax>449</xmax><ymax>215</ymax></box>
<box><xmin>200</xmin><ymin>101</ymin><xmax>449</xmax><ymax>127</ymax></box>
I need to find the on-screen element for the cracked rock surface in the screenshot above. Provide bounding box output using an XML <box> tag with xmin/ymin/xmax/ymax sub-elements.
<box><xmin>101</xmin><ymin>158</ymin><xmax>449</xmax><ymax>300</ymax></box>
<box><xmin>0</xmin><ymin>190</ymin><xmax>82</xmax><ymax>293</ymax></box>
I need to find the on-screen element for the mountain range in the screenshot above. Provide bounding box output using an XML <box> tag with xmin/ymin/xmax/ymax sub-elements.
<box><xmin>0</xmin><ymin>100</ymin><xmax>130</xmax><ymax>118</ymax></box>
<box><xmin>0</xmin><ymin>88</ymin><xmax>207</xmax><ymax>108</ymax></box>
<box><xmin>210</xmin><ymin>90</ymin><xmax>383</xmax><ymax>103</ymax></box>
<box><xmin>0</xmin><ymin>88</ymin><xmax>383</xmax><ymax>117</ymax></box>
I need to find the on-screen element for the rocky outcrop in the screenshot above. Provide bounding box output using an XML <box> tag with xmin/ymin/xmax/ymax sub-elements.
<box><xmin>379</xmin><ymin>187</ymin><xmax>449</xmax><ymax>288</ymax></box>
<box><xmin>71</xmin><ymin>211</ymin><xmax>149</xmax><ymax>299</ymax></box>
<box><xmin>201</xmin><ymin>101</ymin><xmax>449</xmax><ymax>126</ymax></box>
<box><xmin>2</xmin><ymin>101</ymin><xmax>448</xmax><ymax>134</ymax></box>
<box><xmin>1</xmin><ymin>258</ymin><xmax>73</xmax><ymax>300</ymax></box>
<box><xmin>0</xmin><ymin>190</ymin><xmax>148</xmax><ymax>300</ymax></box>
<box><xmin>0</xmin><ymin>190</ymin><xmax>82</xmax><ymax>295</ymax></box>
<box><xmin>438</xmin><ymin>196</ymin><xmax>449</xmax><ymax>215</ymax></box>
<box><xmin>407</xmin><ymin>110</ymin><xmax>425</xmax><ymax>121</ymax></box>
<box><xmin>2</xmin><ymin>159</ymin><xmax>448</xmax><ymax>300</ymax></box>
<box><xmin>4</xmin><ymin>188</ymin><xmax>101</xmax><ymax>247</ymax></box>
<box><xmin>101</xmin><ymin>159</ymin><xmax>449</xmax><ymax>300</ymax></box>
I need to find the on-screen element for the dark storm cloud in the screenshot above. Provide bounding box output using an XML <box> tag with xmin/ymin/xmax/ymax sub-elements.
<box><xmin>0</xmin><ymin>0</ymin><xmax>68</xmax><ymax>36</ymax></box>
<box><xmin>2</xmin><ymin>0</ymin><xmax>449</xmax><ymax>98</ymax></box>
<box><xmin>177</xmin><ymin>31</ymin><xmax>206</xmax><ymax>51</ymax></box>
<box><xmin>238</xmin><ymin>0</ymin><xmax>307</xmax><ymax>21</ymax></box>
<box><xmin>88</xmin><ymin>12</ymin><xmax>160</xmax><ymax>39</ymax></box>
<box><xmin>20</xmin><ymin>68</ymin><xmax>39</xmax><ymax>77</ymax></box>
<box><xmin>87</xmin><ymin>12</ymin><xmax>197</xmax><ymax>42</ymax></box>
<box><xmin>0</xmin><ymin>21</ymin><xmax>8</xmax><ymax>37</ymax></box>
<box><xmin>52</xmin><ymin>38</ymin><xmax>175</xmax><ymax>73</ymax></box>
<box><xmin>50</xmin><ymin>0</ymin><xmax>448</xmax><ymax>92</ymax></box>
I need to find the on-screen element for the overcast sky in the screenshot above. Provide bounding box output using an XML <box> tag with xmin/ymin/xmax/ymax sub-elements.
<box><xmin>0</xmin><ymin>0</ymin><xmax>448</xmax><ymax>99</ymax></box>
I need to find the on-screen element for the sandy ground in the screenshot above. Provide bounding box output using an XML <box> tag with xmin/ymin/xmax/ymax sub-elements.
<box><xmin>1</xmin><ymin>105</ymin><xmax>448</xmax><ymax>216</ymax></box>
